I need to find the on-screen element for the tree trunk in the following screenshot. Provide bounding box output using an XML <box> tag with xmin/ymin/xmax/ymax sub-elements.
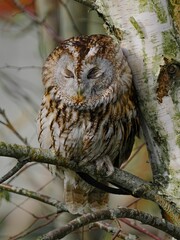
<box><xmin>76</xmin><ymin>0</ymin><xmax>180</xmax><ymax>220</ymax></box>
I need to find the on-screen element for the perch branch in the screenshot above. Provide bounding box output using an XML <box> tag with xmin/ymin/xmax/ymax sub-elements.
<box><xmin>37</xmin><ymin>208</ymin><xmax>180</xmax><ymax>240</ymax></box>
<box><xmin>0</xmin><ymin>141</ymin><xmax>180</xmax><ymax>228</ymax></box>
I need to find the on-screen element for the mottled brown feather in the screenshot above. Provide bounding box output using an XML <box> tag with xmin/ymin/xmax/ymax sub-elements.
<box><xmin>37</xmin><ymin>34</ymin><xmax>138</xmax><ymax>214</ymax></box>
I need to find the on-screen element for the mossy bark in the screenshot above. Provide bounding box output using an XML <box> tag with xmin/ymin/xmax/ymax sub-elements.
<box><xmin>75</xmin><ymin>0</ymin><xmax>180</xmax><ymax>224</ymax></box>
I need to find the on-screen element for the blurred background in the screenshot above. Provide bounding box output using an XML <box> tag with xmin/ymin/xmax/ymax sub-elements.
<box><xmin>0</xmin><ymin>1</ymin><xmax>164</xmax><ymax>239</ymax></box>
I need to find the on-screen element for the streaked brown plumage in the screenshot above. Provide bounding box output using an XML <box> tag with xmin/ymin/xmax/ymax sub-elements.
<box><xmin>37</xmin><ymin>34</ymin><xmax>138</xmax><ymax>214</ymax></box>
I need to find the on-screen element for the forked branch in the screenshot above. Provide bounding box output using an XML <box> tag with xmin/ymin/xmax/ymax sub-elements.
<box><xmin>0</xmin><ymin>141</ymin><xmax>180</xmax><ymax>239</ymax></box>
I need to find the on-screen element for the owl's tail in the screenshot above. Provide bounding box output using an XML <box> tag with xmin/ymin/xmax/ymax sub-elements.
<box><xmin>63</xmin><ymin>170</ymin><xmax>108</xmax><ymax>215</ymax></box>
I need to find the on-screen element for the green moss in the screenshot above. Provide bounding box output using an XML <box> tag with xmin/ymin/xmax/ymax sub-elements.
<box><xmin>167</xmin><ymin>0</ymin><xmax>180</xmax><ymax>33</ymax></box>
<box><xmin>139</xmin><ymin>0</ymin><xmax>148</xmax><ymax>12</ymax></box>
<box><xmin>129</xmin><ymin>16</ymin><xmax>145</xmax><ymax>39</ymax></box>
<box><xmin>152</xmin><ymin>54</ymin><xmax>162</xmax><ymax>76</ymax></box>
<box><xmin>0</xmin><ymin>190</ymin><xmax>10</xmax><ymax>202</ymax></box>
<box><xmin>142</xmin><ymin>103</ymin><xmax>170</xmax><ymax>169</ymax></box>
<box><xmin>162</xmin><ymin>31</ymin><xmax>178</xmax><ymax>57</ymax></box>
<box><xmin>142</xmin><ymin>41</ymin><xmax>148</xmax><ymax>83</ymax></box>
<box><xmin>151</xmin><ymin>35</ymin><xmax>162</xmax><ymax>77</ymax></box>
<box><xmin>173</xmin><ymin>113</ymin><xmax>180</xmax><ymax>147</ymax></box>
<box><xmin>151</xmin><ymin>0</ymin><xmax>167</xmax><ymax>23</ymax></box>
<box><xmin>169</xmin><ymin>167</ymin><xmax>180</xmax><ymax>194</ymax></box>
<box><xmin>176</xmin><ymin>135</ymin><xmax>180</xmax><ymax>147</ymax></box>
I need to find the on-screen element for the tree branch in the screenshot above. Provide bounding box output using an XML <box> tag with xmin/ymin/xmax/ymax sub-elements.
<box><xmin>120</xmin><ymin>218</ymin><xmax>162</xmax><ymax>240</ymax></box>
<box><xmin>0</xmin><ymin>141</ymin><xmax>153</xmax><ymax>198</ymax></box>
<box><xmin>0</xmin><ymin>65</ymin><xmax>41</xmax><ymax>71</ymax></box>
<box><xmin>37</xmin><ymin>208</ymin><xmax>180</xmax><ymax>240</ymax></box>
<box><xmin>58</xmin><ymin>0</ymin><xmax>81</xmax><ymax>35</ymax></box>
<box><xmin>0</xmin><ymin>183</ymin><xmax>67</xmax><ymax>212</ymax></box>
<box><xmin>9</xmin><ymin>213</ymin><xmax>59</xmax><ymax>240</ymax></box>
<box><xmin>0</xmin><ymin>108</ymin><xmax>28</xmax><ymax>145</ymax></box>
<box><xmin>0</xmin><ymin>141</ymin><xmax>180</xmax><ymax>228</ymax></box>
<box><xmin>89</xmin><ymin>222</ymin><xmax>129</xmax><ymax>239</ymax></box>
<box><xmin>0</xmin><ymin>158</ymin><xmax>28</xmax><ymax>184</ymax></box>
<box><xmin>13</xmin><ymin>0</ymin><xmax>61</xmax><ymax>42</ymax></box>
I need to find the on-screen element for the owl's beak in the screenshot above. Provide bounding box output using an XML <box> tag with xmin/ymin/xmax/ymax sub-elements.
<box><xmin>73</xmin><ymin>89</ymin><xmax>85</xmax><ymax>104</ymax></box>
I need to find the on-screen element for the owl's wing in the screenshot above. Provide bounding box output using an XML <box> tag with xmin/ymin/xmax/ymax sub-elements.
<box><xmin>37</xmin><ymin>94</ymin><xmax>59</xmax><ymax>176</ymax></box>
<box><xmin>77</xmin><ymin>172</ymin><xmax>130</xmax><ymax>195</ymax></box>
<box><xmin>77</xmin><ymin>113</ymin><xmax>139</xmax><ymax>195</ymax></box>
<box><xmin>114</xmin><ymin>116</ymin><xmax>139</xmax><ymax>168</ymax></box>
<box><xmin>37</xmin><ymin>96</ymin><xmax>53</xmax><ymax>150</ymax></box>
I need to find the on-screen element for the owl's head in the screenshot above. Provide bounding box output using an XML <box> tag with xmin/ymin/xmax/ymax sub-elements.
<box><xmin>42</xmin><ymin>35</ymin><xmax>132</xmax><ymax>110</ymax></box>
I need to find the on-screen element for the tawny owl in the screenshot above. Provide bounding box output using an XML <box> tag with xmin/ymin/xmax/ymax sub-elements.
<box><xmin>37</xmin><ymin>34</ymin><xmax>138</xmax><ymax>214</ymax></box>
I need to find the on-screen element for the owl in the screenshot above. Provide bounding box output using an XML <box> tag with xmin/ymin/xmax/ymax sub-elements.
<box><xmin>37</xmin><ymin>34</ymin><xmax>138</xmax><ymax>214</ymax></box>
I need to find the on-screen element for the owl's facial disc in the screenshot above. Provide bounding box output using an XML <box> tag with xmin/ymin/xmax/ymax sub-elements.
<box><xmin>55</xmin><ymin>54</ymin><xmax>114</xmax><ymax>108</ymax></box>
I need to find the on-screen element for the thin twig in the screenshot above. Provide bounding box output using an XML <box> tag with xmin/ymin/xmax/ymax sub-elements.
<box><xmin>58</xmin><ymin>0</ymin><xmax>81</xmax><ymax>35</ymax></box>
<box><xmin>9</xmin><ymin>213</ymin><xmax>59</xmax><ymax>240</ymax></box>
<box><xmin>12</xmin><ymin>0</ymin><xmax>61</xmax><ymax>42</ymax></box>
<box><xmin>0</xmin><ymin>177</ymin><xmax>56</xmax><ymax>225</ymax></box>
<box><xmin>121</xmin><ymin>143</ymin><xmax>145</xmax><ymax>169</ymax></box>
<box><xmin>89</xmin><ymin>222</ymin><xmax>128</xmax><ymax>239</ymax></box>
<box><xmin>9</xmin><ymin>200</ymin><xmax>57</xmax><ymax>219</ymax></box>
<box><xmin>7</xmin><ymin>162</ymin><xmax>38</xmax><ymax>184</ymax></box>
<box><xmin>0</xmin><ymin>158</ymin><xmax>29</xmax><ymax>184</ymax></box>
<box><xmin>0</xmin><ymin>108</ymin><xmax>28</xmax><ymax>145</ymax></box>
<box><xmin>126</xmin><ymin>198</ymin><xmax>141</xmax><ymax>207</ymax></box>
<box><xmin>0</xmin><ymin>65</ymin><xmax>41</xmax><ymax>70</ymax></box>
<box><xmin>120</xmin><ymin>218</ymin><xmax>162</xmax><ymax>240</ymax></box>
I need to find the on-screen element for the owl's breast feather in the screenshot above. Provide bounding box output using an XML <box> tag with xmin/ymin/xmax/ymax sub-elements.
<box><xmin>54</xmin><ymin>104</ymin><xmax>124</xmax><ymax>163</ymax></box>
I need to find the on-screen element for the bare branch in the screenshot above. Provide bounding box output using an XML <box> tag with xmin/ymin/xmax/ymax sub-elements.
<box><xmin>0</xmin><ymin>141</ymin><xmax>180</xmax><ymax>227</ymax></box>
<box><xmin>121</xmin><ymin>143</ymin><xmax>145</xmax><ymax>169</ymax></box>
<box><xmin>37</xmin><ymin>208</ymin><xmax>180</xmax><ymax>239</ymax></box>
<box><xmin>58</xmin><ymin>0</ymin><xmax>81</xmax><ymax>35</ymax></box>
<box><xmin>12</xmin><ymin>0</ymin><xmax>61</xmax><ymax>42</ymax></box>
<box><xmin>0</xmin><ymin>158</ymin><xmax>28</xmax><ymax>183</ymax></box>
<box><xmin>0</xmin><ymin>65</ymin><xmax>41</xmax><ymax>71</ymax></box>
<box><xmin>120</xmin><ymin>218</ymin><xmax>163</xmax><ymax>240</ymax></box>
<box><xmin>0</xmin><ymin>109</ymin><xmax>28</xmax><ymax>145</ymax></box>
<box><xmin>90</xmin><ymin>222</ymin><xmax>129</xmax><ymax>239</ymax></box>
<box><xmin>0</xmin><ymin>183</ymin><xmax>67</xmax><ymax>212</ymax></box>
<box><xmin>7</xmin><ymin>163</ymin><xmax>38</xmax><ymax>184</ymax></box>
<box><xmin>9</xmin><ymin>213</ymin><xmax>59</xmax><ymax>240</ymax></box>
<box><xmin>0</xmin><ymin>178</ymin><xmax>56</xmax><ymax>225</ymax></box>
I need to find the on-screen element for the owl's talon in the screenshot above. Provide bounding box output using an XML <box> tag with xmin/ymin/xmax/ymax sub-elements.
<box><xmin>96</xmin><ymin>156</ymin><xmax>114</xmax><ymax>177</ymax></box>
